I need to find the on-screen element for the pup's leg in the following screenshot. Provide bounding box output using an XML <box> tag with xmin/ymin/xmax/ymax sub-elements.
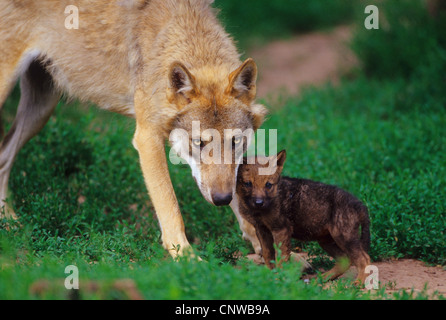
<box><xmin>318</xmin><ymin>238</ymin><xmax>351</xmax><ymax>280</ymax></box>
<box><xmin>346</xmin><ymin>243</ymin><xmax>371</xmax><ymax>284</ymax></box>
<box><xmin>0</xmin><ymin>59</ymin><xmax>59</xmax><ymax>219</ymax></box>
<box><xmin>335</xmin><ymin>238</ymin><xmax>370</xmax><ymax>284</ymax></box>
<box><xmin>255</xmin><ymin>224</ymin><xmax>275</xmax><ymax>269</ymax></box>
<box><xmin>271</xmin><ymin>228</ymin><xmax>313</xmax><ymax>270</ymax></box>
<box><xmin>271</xmin><ymin>227</ymin><xmax>292</xmax><ymax>265</ymax></box>
<box><xmin>330</xmin><ymin>209</ymin><xmax>371</xmax><ymax>285</ymax></box>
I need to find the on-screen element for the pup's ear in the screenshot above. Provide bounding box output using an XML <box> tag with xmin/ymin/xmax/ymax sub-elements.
<box><xmin>167</xmin><ymin>61</ymin><xmax>197</xmax><ymax>108</ymax></box>
<box><xmin>226</xmin><ymin>58</ymin><xmax>257</xmax><ymax>104</ymax></box>
<box><xmin>276</xmin><ymin>150</ymin><xmax>287</xmax><ymax>169</ymax></box>
<box><xmin>250</xmin><ymin>103</ymin><xmax>268</xmax><ymax>130</ymax></box>
<box><xmin>270</xmin><ymin>149</ymin><xmax>286</xmax><ymax>175</ymax></box>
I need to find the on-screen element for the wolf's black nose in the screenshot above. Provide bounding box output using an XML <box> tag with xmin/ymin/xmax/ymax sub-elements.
<box><xmin>212</xmin><ymin>193</ymin><xmax>233</xmax><ymax>206</ymax></box>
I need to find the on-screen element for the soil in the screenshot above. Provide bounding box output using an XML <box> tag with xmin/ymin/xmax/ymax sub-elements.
<box><xmin>250</xmin><ymin>25</ymin><xmax>358</xmax><ymax>102</ymax></box>
<box><xmin>245</xmin><ymin>25</ymin><xmax>445</xmax><ymax>298</ymax></box>
<box><xmin>369</xmin><ymin>259</ymin><xmax>446</xmax><ymax>296</ymax></box>
<box><xmin>246</xmin><ymin>254</ymin><xmax>446</xmax><ymax>297</ymax></box>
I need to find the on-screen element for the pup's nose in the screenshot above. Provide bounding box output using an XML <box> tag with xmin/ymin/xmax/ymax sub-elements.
<box><xmin>254</xmin><ymin>198</ymin><xmax>264</xmax><ymax>208</ymax></box>
<box><xmin>212</xmin><ymin>193</ymin><xmax>233</xmax><ymax>206</ymax></box>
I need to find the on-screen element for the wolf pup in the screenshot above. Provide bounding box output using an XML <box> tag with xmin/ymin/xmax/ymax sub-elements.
<box><xmin>0</xmin><ymin>0</ymin><xmax>268</xmax><ymax>257</ymax></box>
<box><xmin>233</xmin><ymin>150</ymin><xmax>371</xmax><ymax>283</ymax></box>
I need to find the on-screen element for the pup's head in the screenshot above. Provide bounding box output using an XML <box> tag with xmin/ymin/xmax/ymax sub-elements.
<box><xmin>236</xmin><ymin>150</ymin><xmax>286</xmax><ymax>211</ymax></box>
<box><xmin>168</xmin><ymin>58</ymin><xmax>268</xmax><ymax>206</ymax></box>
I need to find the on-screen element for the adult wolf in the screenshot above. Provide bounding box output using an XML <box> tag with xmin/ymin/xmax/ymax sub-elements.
<box><xmin>0</xmin><ymin>0</ymin><xmax>267</xmax><ymax>257</ymax></box>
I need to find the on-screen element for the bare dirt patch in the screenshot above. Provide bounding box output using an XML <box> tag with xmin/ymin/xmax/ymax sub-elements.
<box><xmin>247</xmin><ymin>254</ymin><xmax>446</xmax><ymax>297</ymax></box>
<box><xmin>250</xmin><ymin>25</ymin><xmax>357</xmax><ymax>101</ymax></box>
<box><xmin>335</xmin><ymin>259</ymin><xmax>446</xmax><ymax>297</ymax></box>
<box><xmin>371</xmin><ymin>259</ymin><xmax>446</xmax><ymax>297</ymax></box>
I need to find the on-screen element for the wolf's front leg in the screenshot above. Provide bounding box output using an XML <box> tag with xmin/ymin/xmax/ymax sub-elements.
<box><xmin>133</xmin><ymin>124</ymin><xmax>191</xmax><ymax>258</ymax></box>
<box><xmin>230</xmin><ymin>196</ymin><xmax>262</xmax><ymax>255</ymax></box>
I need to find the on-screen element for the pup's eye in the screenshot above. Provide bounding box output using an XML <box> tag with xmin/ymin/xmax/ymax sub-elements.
<box><xmin>244</xmin><ymin>181</ymin><xmax>252</xmax><ymax>188</ymax></box>
<box><xmin>192</xmin><ymin>139</ymin><xmax>202</xmax><ymax>147</ymax></box>
<box><xmin>265</xmin><ymin>182</ymin><xmax>272</xmax><ymax>189</ymax></box>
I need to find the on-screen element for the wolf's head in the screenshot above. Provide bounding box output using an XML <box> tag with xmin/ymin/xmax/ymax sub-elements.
<box><xmin>167</xmin><ymin>58</ymin><xmax>268</xmax><ymax>206</ymax></box>
<box><xmin>236</xmin><ymin>150</ymin><xmax>286</xmax><ymax>211</ymax></box>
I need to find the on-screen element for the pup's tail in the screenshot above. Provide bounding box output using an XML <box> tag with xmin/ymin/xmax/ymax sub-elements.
<box><xmin>360</xmin><ymin>206</ymin><xmax>371</xmax><ymax>253</ymax></box>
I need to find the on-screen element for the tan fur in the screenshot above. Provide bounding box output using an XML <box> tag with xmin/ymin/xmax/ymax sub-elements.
<box><xmin>0</xmin><ymin>0</ymin><xmax>267</xmax><ymax>257</ymax></box>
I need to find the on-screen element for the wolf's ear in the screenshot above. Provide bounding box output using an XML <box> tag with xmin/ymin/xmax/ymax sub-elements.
<box><xmin>167</xmin><ymin>61</ymin><xmax>197</xmax><ymax>108</ymax></box>
<box><xmin>250</xmin><ymin>103</ymin><xmax>268</xmax><ymax>130</ymax></box>
<box><xmin>226</xmin><ymin>58</ymin><xmax>257</xmax><ymax>104</ymax></box>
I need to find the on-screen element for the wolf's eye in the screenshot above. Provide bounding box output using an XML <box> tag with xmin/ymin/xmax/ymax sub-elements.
<box><xmin>265</xmin><ymin>182</ymin><xmax>272</xmax><ymax>189</ymax></box>
<box><xmin>233</xmin><ymin>136</ymin><xmax>242</xmax><ymax>145</ymax></box>
<box><xmin>244</xmin><ymin>181</ymin><xmax>252</xmax><ymax>188</ymax></box>
<box><xmin>192</xmin><ymin>139</ymin><xmax>202</xmax><ymax>147</ymax></box>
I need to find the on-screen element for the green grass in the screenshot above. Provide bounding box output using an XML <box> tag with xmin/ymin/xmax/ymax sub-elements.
<box><xmin>352</xmin><ymin>0</ymin><xmax>446</xmax><ymax>80</ymax></box>
<box><xmin>1</xmin><ymin>0</ymin><xmax>445</xmax><ymax>300</ymax></box>
<box><xmin>215</xmin><ymin>0</ymin><xmax>356</xmax><ymax>49</ymax></box>
<box><xmin>0</xmin><ymin>242</ymin><xmax>373</xmax><ymax>300</ymax></box>
<box><xmin>1</xmin><ymin>72</ymin><xmax>444</xmax><ymax>299</ymax></box>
